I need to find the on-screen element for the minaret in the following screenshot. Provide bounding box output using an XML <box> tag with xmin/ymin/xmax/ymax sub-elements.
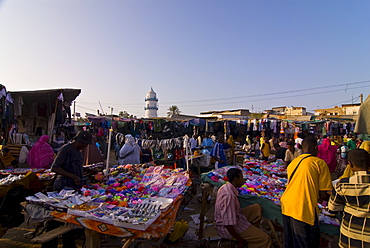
<box><xmin>144</xmin><ymin>87</ymin><xmax>158</xmax><ymax>118</ymax></box>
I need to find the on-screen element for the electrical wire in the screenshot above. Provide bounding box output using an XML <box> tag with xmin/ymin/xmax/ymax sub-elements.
<box><xmin>75</xmin><ymin>81</ymin><xmax>369</xmax><ymax>115</ymax></box>
<box><xmin>76</xmin><ymin>80</ymin><xmax>370</xmax><ymax>106</ymax></box>
<box><xmin>176</xmin><ymin>84</ymin><xmax>369</xmax><ymax>108</ymax></box>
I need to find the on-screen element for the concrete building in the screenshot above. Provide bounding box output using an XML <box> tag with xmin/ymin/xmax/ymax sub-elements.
<box><xmin>342</xmin><ymin>103</ymin><xmax>361</xmax><ymax>115</ymax></box>
<box><xmin>285</xmin><ymin>106</ymin><xmax>306</xmax><ymax>116</ymax></box>
<box><xmin>314</xmin><ymin>103</ymin><xmax>360</xmax><ymax>116</ymax></box>
<box><xmin>144</xmin><ymin>87</ymin><xmax>158</xmax><ymax>118</ymax></box>
<box><xmin>265</xmin><ymin>106</ymin><xmax>306</xmax><ymax>116</ymax></box>
<box><xmin>198</xmin><ymin>109</ymin><xmax>250</xmax><ymax>119</ymax></box>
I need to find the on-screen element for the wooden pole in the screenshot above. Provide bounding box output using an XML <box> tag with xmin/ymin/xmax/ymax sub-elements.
<box><xmin>73</xmin><ymin>101</ymin><xmax>76</xmax><ymax>120</ymax></box>
<box><xmin>105</xmin><ymin>128</ymin><xmax>113</xmax><ymax>175</ymax></box>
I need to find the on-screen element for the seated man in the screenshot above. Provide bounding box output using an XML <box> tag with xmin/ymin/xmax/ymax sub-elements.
<box><xmin>214</xmin><ymin>168</ymin><xmax>272</xmax><ymax>248</ymax></box>
<box><xmin>0</xmin><ymin>148</ymin><xmax>18</xmax><ymax>168</ymax></box>
<box><xmin>328</xmin><ymin>148</ymin><xmax>370</xmax><ymax>248</ymax></box>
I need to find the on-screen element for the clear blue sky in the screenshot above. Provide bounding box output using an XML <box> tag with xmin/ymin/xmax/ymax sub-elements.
<box><xmin>1</xmin><ymin>0</ymin><xmax>369</xmax><ymax>117</ymax></box>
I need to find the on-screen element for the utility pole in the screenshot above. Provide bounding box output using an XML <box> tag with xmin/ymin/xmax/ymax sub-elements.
<box><xmin>360</xmin><ymin>94</ymin><xmax>363</xmax><ymax>104</ymax></box>
<box><xmin>98</xmin><ymin>101</ymin><xmax>105</xmax><ymax>115</ymax></box>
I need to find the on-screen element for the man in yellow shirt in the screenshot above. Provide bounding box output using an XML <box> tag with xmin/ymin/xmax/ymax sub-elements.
<box><xmin>281</xmin><ymin>137</ymin><xmax>332</xmax><ymax>248</ymax></box>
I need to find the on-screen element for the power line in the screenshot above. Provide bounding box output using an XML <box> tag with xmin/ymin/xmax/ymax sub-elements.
<box><xmin>176</xmin><ymin>84</ymin><xmax>369</xmax><ymax>108</ymax></box>
<box><xmin>75</xmin><ymin>81</ymin><xmax>369</xmax><ymax>116</ymax></box>
<box><xmin>75</xmin><ymin>105</ymin><xmax>97</xmax><ymax>112</ymax></box>
<box><xmin>166</xmin><ymin>80</ymin><xmax>370</xmax><ymax>104</ymax></box>
<box><xmin>76</xmin><ymin>80</ymin><xmax>370</xmax><ymax>106</ymax></box>
<box><xmin>305</xmin><ymin>96</ymin><xmax>360</xmax><ymax>112</ymax></box>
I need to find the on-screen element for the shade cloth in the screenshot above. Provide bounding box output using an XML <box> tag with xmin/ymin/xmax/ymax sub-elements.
<box><xmin>355</xmin><ymin>94</ymin><xmax>370</xmax><ymax>134</ymax></box>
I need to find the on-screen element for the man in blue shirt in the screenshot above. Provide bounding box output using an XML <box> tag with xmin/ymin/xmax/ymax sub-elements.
<box><xmin>201</xmin><ymin>132</ymin><xmax>214</xmax><ymax>154</ymax></box>
<box><xmin>210</xmin><ymin>133</ymin><xmax>228</xmax><ymax>169</ymax></box>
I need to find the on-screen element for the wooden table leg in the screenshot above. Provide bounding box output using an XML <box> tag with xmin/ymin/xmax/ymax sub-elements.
<box><xmin>121</xmin><ymin>238</ymin><xmax>134</xmax><ymax>248</ymax></box>
<box><xmin>265</xmin><ymin>218</ymin><xmax>283</xmax><ymax>248</ymax></box>
<box><xmin>84</xmin><ymin>228</ymin><xmax>101</xmax><ymax>248</ymax></box>
<box><xmin>198</xmin><ymin>183</ymin><xmax>213</xmax><ymax>240</ymax></box>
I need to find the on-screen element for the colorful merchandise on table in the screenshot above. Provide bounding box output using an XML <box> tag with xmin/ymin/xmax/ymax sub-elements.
<box><xmin>35</xmin><ymin>170</ymin><xmax>56</xmax><ymax>181</ymax></box>
<box><xmin>206</xmin><ymin>157</ymin><xmax>287</xmax><ymax>205</ymax></box>
<box><xmin>0</xmin><ymin>168</ymin><xmax>45</xmax><ymax>175</ymax></box>
<box><xmin>0</xmin><ymin>168</ymin><xmax>56</xmax><ymax>181</ymax></box>
<box><xmin>26</xmin><ymin>165</ymin><xmax>190</xmax><ymax>230</ymax></box>
<box><xmin>83</xmin><ymin>162</ymin><xmax>104</xmax><ymax>170</ymax></box>
<box><xmin>0</xmin><ymin>174</ymin><xmax>25</xmax><ymax>186</ymax></box>
<box><xmin>0</xmin><ymin>163</ymin><xmax>103</xmax><ymax>182</ymax></box>
<box><xmin>205</xmin><ymin>157</ymin><xmax>339</xmax><ymax>227</ymax></box>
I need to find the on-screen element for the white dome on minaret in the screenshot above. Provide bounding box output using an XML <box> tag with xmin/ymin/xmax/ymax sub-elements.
<box><xmin>144</xmin><ymin>87</ymin><xmax>158</xmax><ymax>118</ymax></box>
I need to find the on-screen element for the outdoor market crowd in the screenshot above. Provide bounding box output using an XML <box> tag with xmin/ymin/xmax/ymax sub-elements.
<box><xmin>0</xmin><ymin>128</ymin><xmax>369</xmax><ymax>248</ymax></box>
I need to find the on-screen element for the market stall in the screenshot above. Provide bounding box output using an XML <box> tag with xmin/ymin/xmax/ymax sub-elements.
<box><xmin>0</xmin><ymin>168</ymin><xmax>55</xmax><ymax>189</ymax></box>
<box><xmin>0</xmin><ymin>171</ymin><xmax>42</xmax><ymax>235</ymax></box>
<box><xmin>0</xmin><ymin>162</ymin><xmax>104</xmax><ymax>191</ymax></box>
<box><xmin>199</xmin><ymin>157</ymin><xmax>340</xmax><ymax>246</ymax></box>
<box><xmin>188</xmin><ymin>154</ymin><xmax>211</xmax><ymax>176</ymax></box>
<box><xmin>24</xmin><ymin>164</ymin><xmax>191</xmax><ymax>246</ymax></box>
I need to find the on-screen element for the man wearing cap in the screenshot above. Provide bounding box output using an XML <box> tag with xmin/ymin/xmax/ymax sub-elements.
<box><xmin>51</xmin><ymin>131</ymin><xmax>93</xmax><ymax>191</ymax></box>
<box><xmin>43</xmin><ymin>131</ymin><xmax>93</xmax><ymax>248</ymax></box>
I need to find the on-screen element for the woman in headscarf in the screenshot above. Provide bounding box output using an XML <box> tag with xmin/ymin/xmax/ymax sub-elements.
<box><xmin>317</xmin><ymin>137</ymin><xmax>338</xmax><ymax>173</ymax></box>
<box><xmin>117</xmin><ymin>134</ymin><xmax>141</xmax><ymax>165</ymax></box>
<box><xmin>27</xmin><ymin>135</ymin><xmax>55</xmax><ymax>169</ymax></box>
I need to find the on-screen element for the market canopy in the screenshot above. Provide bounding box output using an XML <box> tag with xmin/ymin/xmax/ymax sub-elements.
<box><xmin>354</xmin><ymin>94</ymin><xmax>370</xmax><ymax>134</ymax></box>
<box><xmin>9</xmin><ymin>88</ymin><xmax>81</xmax><ymax>104</ymax></box>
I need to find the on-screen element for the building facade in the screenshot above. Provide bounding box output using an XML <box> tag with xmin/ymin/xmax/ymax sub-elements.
<box><xmin>314</xmin><ymin>104</ymin><xmax>360</xmax><ymax>116</ymax></box>
<box><xmin>266</xmin><ymin>106</ymin><xmax>306</xmax><ymax>116</ymax></box>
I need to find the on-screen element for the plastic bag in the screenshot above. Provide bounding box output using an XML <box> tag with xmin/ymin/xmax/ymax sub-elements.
<box><xmin>168</xmin><ymin>219</ymin><xmax>189</xmax><ymax>242</ymax></box>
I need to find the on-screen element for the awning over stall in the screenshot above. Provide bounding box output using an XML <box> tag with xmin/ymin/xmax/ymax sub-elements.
<box><xmin>355</xmin><ymin>94</ymin><xmax>370</xmax><ymax>134</ymax></box>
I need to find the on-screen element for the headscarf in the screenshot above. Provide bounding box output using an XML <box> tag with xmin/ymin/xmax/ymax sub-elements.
<box><xmin>118</xmin><ymin>134</ymin><xmax>140</xmax><ymax>165</ymax></box>
<box><xmin>320</xmin><ymin>138</ymin><xmax>332</xmax><ymax>153</ymax></box>
<box><xmin>317</xmin><ymin>138</ymin><xmax>338</xmax><ymax>173</ymax></box>
<box><xmin>27</xmin><ymin>135</ymin><xmax>55</xmax><ymax>169</ymax></box>
<box><xmin>125</xmin><ymin>134</ymin><xmax>136</xmax><ymax>146</ymax></box>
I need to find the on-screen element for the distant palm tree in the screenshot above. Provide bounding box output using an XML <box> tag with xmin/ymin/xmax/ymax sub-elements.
<box><xmin>167</xmin><ymin>105</ymin><xmax>181</xmax><ymax>117</ymax></box>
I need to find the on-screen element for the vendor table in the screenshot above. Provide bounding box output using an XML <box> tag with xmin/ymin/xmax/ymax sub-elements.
<box><xmin>188</xmin><ymin>155</ymin><xmax>211</xmax><ymax>176</ymax></box>
<box><xmin>25</xmin><ymin>164</ymin><xmax>191</xmax><ymax>248</ymax></box>
<box><xmin>27</xmin><ymin>194</ymin><xmax>184</xmax><ymax>248</ymax></box>
<box><xmin>0</xmin><ymin>171</ymin><xmax>41</xmax><ymax>198</ymax></box>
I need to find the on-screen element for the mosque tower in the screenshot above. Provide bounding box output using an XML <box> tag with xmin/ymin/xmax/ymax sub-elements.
<box><xmin>144</xmin><ymin>87</ymin><xmax>158</xmax><ymax>118</ymax></box>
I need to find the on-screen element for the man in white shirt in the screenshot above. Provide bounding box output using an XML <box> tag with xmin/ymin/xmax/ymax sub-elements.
<box><xmin>190</xmin><ymin>134</ymin><xmax>198</xmax><ymax>152</ymax></box>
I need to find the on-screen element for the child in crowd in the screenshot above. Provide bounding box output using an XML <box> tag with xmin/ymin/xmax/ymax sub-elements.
<box><xmin>261</xmin><ymin>137</ymin><xmax>271</xmax><ymax>161</ymax></box>
<box><xmin>336</xmin><ymin>142</ymin><xmax>349</xmax><ymax>177</ymax></box>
